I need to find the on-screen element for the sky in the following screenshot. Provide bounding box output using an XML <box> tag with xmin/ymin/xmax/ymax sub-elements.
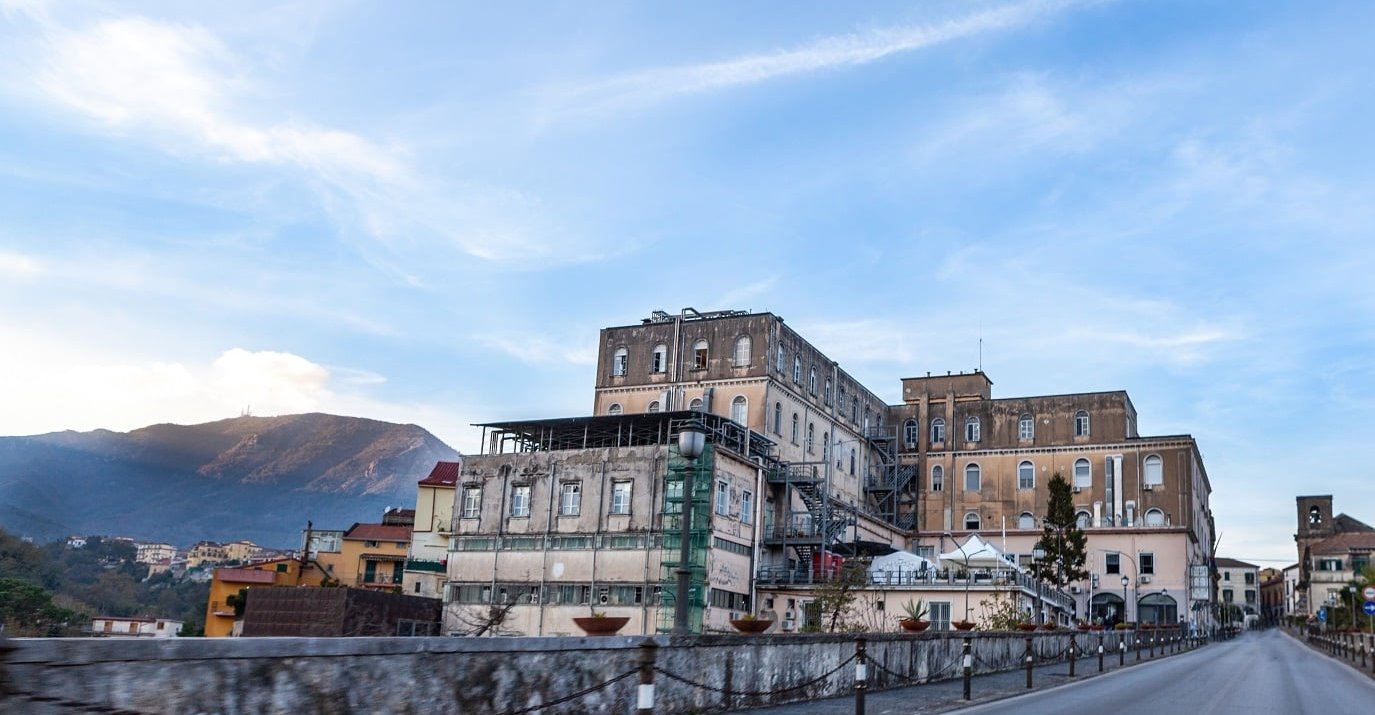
<box><xmin>1</xmin><ymin>0</ymin><xmax>1372</xmax><ymax>567</ymax></box>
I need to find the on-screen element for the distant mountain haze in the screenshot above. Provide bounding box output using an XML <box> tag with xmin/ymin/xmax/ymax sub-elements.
<box><xmin>0</xmin><ymin>413</ymin><xmax>459</xmax><ymax>548</ymax></box>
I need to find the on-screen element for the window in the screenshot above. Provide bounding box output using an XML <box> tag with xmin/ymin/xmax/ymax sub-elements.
<box><xmin>689</xmin><ymin>397</ymin><xmax>703</xmax><ymax>410</ymax></box>
<box><xmin>1074</xmin><ymin>410</ymin><xmax>1090</xmax><ymax>437</ymax></box>
<box><xmin>1018</xmin><ymin>414</ymin><xmax>1034</xmax><ymax>440</ymax></box>
<box><xmin>808</xmin><ymin>368</ymin><xmax>817</xmax><ymax>395</ymax></box>
<box><xmin>964</xmin><ymin>463</ymin><xmax>981</xmax><ymax>491</ymax></box>
<box><xmin>462</xmin><ymin>487</ymin><xmax>481</xmax><ymax>519</ymax></box>
<box><xmin>1244</xmin><ymin>589</ymin><xmax>1256</xmax><ymax>603</ymax></box>
<box><xmin>733</xmin><ymin>335</ymin><xmax>751</xmax><ymax>367</ymax></box>
<box><xmin>824</xmin><ymin>379</ymin><xmax>832</xmax><ymax>406</ymax></box>
<box><xmin>612</xmin><ymin>347</ymin><xmax>628</xmax><ymax>377</ymax></box>
<box><xmin>1140</xmin><ymin>552</ymin><xmax>1154</xmax><ymax>575</ymax></box>
<box><xmin>611</xmin><ymin>481</ymin><xmax>632</xmax><ymax>515</ymax></box>
<box><xmin>692</xmin><ymin>339</ymin><xmax>709</xmax><ymax>370</ymax></box>
<box><xmin>931</xmin><ymin>465</ymin><xmax>944</xmax><ymax>492</ymax></box>
<box><xmin>1018</xmin><ymin>461</ymin><xmax>1035</xmax><ymax>490</ymax></box>
<box><xmin>1143</xmin><ymin>455</ymin><xmax>1163</xmax><ymax>486</ymax></box>
<box><xmin>1073</xmin><ymin>458</ymin><xmax>1091</xmax><ymax>489</ymax></box>
<box><xmin>1018</xmin><ymin>512</ymin><xmax>1036</xmax><ymax>529</ymax></box>
<box><xmin>559</xmin><ymin>482</ymin><xmax>581</xmax><ymax>516</ymax></box>
<box><xmin>741</xmin><ymin>490</ymin><xmax>754</xmax><ymax>524</ymax></box>
<box><xmin>929</xmin><ymin>602</ymin><xmax>952</xmax><ymax>631</ymax></box>
<box><xmin>1222</xmin><ymin>589</ymin><xmax>1234</xmax><ymax>603</ymax></box>
<box><xmin>607</xmin><ymin>403</ymin><xmax>623</xmax><ymax>416</ymax></box>
<box><xmin>510</xmin><ymin>485</ymin><xmax>531</xmax><ymax>517</ymax></box>
<box><xmin>851</xmin><ymin>400</ymin><xmax>858</xmax><ymax>423</ymax></box>
<box><xmin>964</xmin><ymin>512</ymin><xmax>981</xmax><ymax>530</ymax></box>
<box><xmin>1244</xmin><ymin>572</ymin><xmax>1255</xmax><ymax>585</ymax></box>
<box><xmin>964</xmin><ymin>417</ymin><xmax>981</xmax><ymax>442</ymax></box>
<box><xmin>1223</xmin><ymin>571</ymin><xmax>1231</xmax><ymax>581</ymax></box>
<box><xmin>715</xmin><ymin>480</ymin><xmax>730</xmax><ymax>516</ymax></box>
<box><xmin>791</xmin><ymin>413</ymin><xmax>799</xmax><ymax>444</ymax></box>
<box><xmin>1105</xmin><ymin>552</ymin><xmax>1120</xmax><ymax>574</ymax></box>
<box><xmin>930</xmin><ymin>418</ymin><xmax>946</xmax><ymax>443</ymax></box>
<box><xmin>775</xmin><ymin>345</ymin><xmax>786</xmax><ymax>373</ymax></box>
<box><xmin>806</xmin><ymin>423</ymin><xmax>815</xmax><ymax>453</ymax></box>
<box><xmin>793</xmin><ymin>356</ymin><xmax>802</xmax><ymax>383</ymax></box>
<box><xmin>647</xmin><ymin>400</ymin><xmax>660</xmax><ymax>413</ymax></box>
<box><xmin>651</xmin><ymin>344</ymin><xmax>667</xmax><ymax>373</ymax></box>
<box><xmin>822</xmin><ymin>432</ymin><xmax>830</xmax><ymax>460</ymax></box>
<box><xmin>731</xmin><ymin>395</ymin><xmax>747</xmax><ymax>424</ymax></box>
<box><xmin>1143</xmin><ymin>508</ymin><xmax>1165</xmax><ymax>526</ymax></box>
<box><xmin>849</xmin><ymin>449</ymin><xmax>856</xmax><ymax>475</ymax></box>
<box><xmin>1076</xmin><ymin>511</ymin><xmax>1091</xmax><ymax>529</ymax></box>
<box><xmin>903</xmin><ymin>419</ymin><xmax>918</xmax><ymax>447</ymax></box>
<box><xmin>772</xmin><ymin>402</ymin><xmax>783</xmax><ymax>434</ymax></box>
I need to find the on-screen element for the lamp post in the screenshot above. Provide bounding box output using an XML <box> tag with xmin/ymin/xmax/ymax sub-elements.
<box><xmin>1122</xmin><ymin>576</ymin><xmax>1131</xmax><ymax>626</ymax></box>
<box><xmin>1032</xmin><ymin>546</ymin><xmax>1047</xmax><ymax>625</ymax></box>
<box><xmin>674</xmin><ymin>421</ymin><xmax>706</xmax><ymax>635</ymax></box>
<box><xmin>945</xmin><ymin>531</ymin><xmax>976</xmax><ymax>622</ymax></box>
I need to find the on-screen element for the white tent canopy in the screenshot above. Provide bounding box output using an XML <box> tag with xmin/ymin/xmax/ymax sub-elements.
<box><xmin>867</xmin><ymin>550</ymin><xmax>936</xmax><ymax>585</ymax></box>
<box><xmin>937</xmin><ymin>534</ymin><xmax>1019</xmax><ymax>571</ymax></box>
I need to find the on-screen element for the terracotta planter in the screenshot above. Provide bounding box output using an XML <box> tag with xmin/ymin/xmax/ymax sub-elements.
<box><xmin>1040</xmin><ymin>623</ymin><xmax>1058</xmax><ymax>631</ymax></box>
<box><xmin>573</xmin><ymin>616</ymin><xmax>630</xmax><ymax>636</ymax></box>
<box><xmin>731</xmin><ymin>618</ymin><xmax>774</xmax><ymax>634</ymax></box>
<box><xmin>953</xmin><ymin>621</ymin><xmax>976</xmax><ymax>631</ymax></box>
<box><xmin>1090</xmin><ymin>625</ymin><xmax>1105</xmax><ymax>631</ymax></box>
<box><xmin>899</xmin><ymin>618</ymin><xmax>931</xmax><ymax>632</ymax></box>
<box><xmin>1077</xmin><ymin>624</ymin><xmax>1092</xmax><ymax>631</ymax></box>
<box><xmin>1017</xmin><ymin>623</ymin><xmax>1038</xmax><ymax>632</ymax></box>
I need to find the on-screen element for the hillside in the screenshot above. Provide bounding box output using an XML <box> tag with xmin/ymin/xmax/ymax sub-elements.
<box><xmin>0</xmin><ymin>413</ymin><xmax>460</xmax><ymax>548</ymax></box>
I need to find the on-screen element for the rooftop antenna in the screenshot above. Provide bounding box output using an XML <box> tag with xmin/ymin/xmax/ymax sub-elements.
<box><xmin>978</xmin><ymin>337</ymin><xmax>983</xmax><ymax>373</ymax></box>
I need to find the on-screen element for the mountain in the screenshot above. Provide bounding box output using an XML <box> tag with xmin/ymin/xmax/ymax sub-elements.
<box><xmin>0</xmin><ymin>413</ymin><xmax>460</xmax><ymax>548</ymax></box>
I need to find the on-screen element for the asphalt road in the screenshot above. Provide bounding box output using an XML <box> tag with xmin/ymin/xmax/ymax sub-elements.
<box><xmin>950</xmin><ymin>629</ymin><xmax>1375</xmax><ymax>715</ymax></box>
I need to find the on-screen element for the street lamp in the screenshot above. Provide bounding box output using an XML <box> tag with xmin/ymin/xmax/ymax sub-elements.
<box><xmin>1032</xmin><ymin>546</ymin><xmax>1047</xmax><ymax>624</ymax></box>
<box><xmin>944</xmin><ymin>531</ymin><xmax>976</xmax><ymax>622</ymax></box>
<box><xmin>674</xmin><ymin>420</ymin><xmax>706</xmax><ymax>635</ymax></box>
<box><xmin>1121</xmin><ymin>576</ymin><xmax>1131</xmax><ymax>626</ymax></box>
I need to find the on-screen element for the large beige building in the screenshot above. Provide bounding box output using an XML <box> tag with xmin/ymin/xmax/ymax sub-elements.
<box><xmin>439</xmin><ymin>308</ymin><xmax>1217</xmax><ymax>633</ymax></box>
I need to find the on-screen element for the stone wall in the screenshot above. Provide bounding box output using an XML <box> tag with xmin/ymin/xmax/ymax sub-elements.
<box><xmin>4</xmin><ymin>630</ymin><xmax>1135</xmax><ymax>714</ymax></box>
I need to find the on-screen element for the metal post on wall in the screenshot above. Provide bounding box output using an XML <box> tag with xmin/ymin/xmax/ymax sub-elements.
<box><xmin>962</xmin><ymin>637</ymin><xmax>973</xmax><ymax>700</ymax></box>
<box><xmin>854</xmin><ymin>637</ymin><xmax>867</xmax><ymax>715</ymax></box>
<box><xmin>637</xmin><ymin>639</ymin><xmax>658</xmax><ymax>714</ymax></box>
<box><xmin>1068</xmin><ymin>633</ymin><xmax>1077</xmax><ymax>676</ymax></box>
<box><xmin>1024</xmin><ymin>636</ymin><xmax>1034</xmax><ymax>689</ymax></box>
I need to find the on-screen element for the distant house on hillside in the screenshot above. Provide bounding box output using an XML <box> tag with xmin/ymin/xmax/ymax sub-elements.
<box><xmin>135</xmin><ymin>542</ymin><xmax>177</xmax><ymax>564</ymax></box>
<box><xmin>90</xmin><ymin>616</ymin><xmax>183</xmax><ymax>638</ymax></box>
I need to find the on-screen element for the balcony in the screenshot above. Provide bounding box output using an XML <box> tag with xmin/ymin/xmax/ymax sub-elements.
<box><xmin>405</xmin><ymin>559</ymin><xmax>447</xmax><ymax>573</ymax></box>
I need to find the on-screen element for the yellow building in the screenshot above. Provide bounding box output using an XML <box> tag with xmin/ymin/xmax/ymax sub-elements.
<box><xmin>204</xmin><ymin>557</ymin><xmax>327</xmax><ymax>637</ymax></box>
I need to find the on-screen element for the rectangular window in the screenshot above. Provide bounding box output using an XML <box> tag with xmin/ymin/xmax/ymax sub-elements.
<box><xmin>559</xmin><ymin>482</ymin><xmax>581</xmax><ymax>516</ymax></box>
<box><xmin>1106</xmin><ymin>552</ymin><xmax>1121</xmax><ymax>575</ymax></box>
<box><xmin>510</xmin><ymin>485</ymin><xmax>531</xmax><ymax>517</ymax></box>
<box><xmin>1244</xmin><ymin>572</ymin><xmax>1255</xmax><ymax>585</ymax></box>
<box><xmin>740</xmin><ymin>490</ymin><xmax>754</xmax><ymax>524</ymax></box>
<box><xmin>663</xmin><ymin>479</ymin><xmax>682</xmax><ymax>514</ymax></box>
<box><xmin>461</xmin><ymin>487</ymin><xmax>481</xmax><ymax>519</ymax></box>
<box><xmin>929</xmin><ymin>602</ymin><xmax>952</xmax><ymax>631</ymax></box>
<box><xmin>1223</xmin><ymin>589</ymin><xmax>1234</xmax><ymax>603</ymax></box>
<box><xmin>1139</xmin><ymin>552</ymin><xmax>1154</xmax><ymax>575</ymax></box>
<box><xmin>610</xmin><ymin>481</ymin><xmax>632</xmax><ymax>515</ymax></box>
<box><xmin>715</xmin><ymin>480</ymin><xmax>730</xmax><ymax>516</ymax></box>
<box><xmin>1223</xmin><ymin>571</ymin><xmax>1231</xmax><ymax>581</ymax></box>
<box><xmin>1245</xmin><ymin>589</ymin><xmax>1256</xmax><ymax>603</ymax></box>
<box><xmin>1018</xmin><ymin>417</ymin><xmax>1034</xmax><ymax>441</ymax></box>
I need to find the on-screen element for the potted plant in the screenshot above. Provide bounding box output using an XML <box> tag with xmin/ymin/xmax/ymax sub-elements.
<box><xmin>1076</xmin><ymin>621</ymin><xmax>1092</xmax><ymax>631</ymax></box>
<box><xmin>898</xmin><ymin>599</ymin><xmax>931</xmax><ymax>632</ymax></box>
<box><xmin>953</xmin><ymin>619</ymin><xmax>977</xmax><ymax>631</ymax></box>
<box><xmin>1017</xmin><ymin>621</ymin><xmax>1038</xmax><ymax>632</ymax></box>
<box><xmin>731</xmin><ymin>613</ymin><xmax>774</xmax><ymax>634</ymax></box>
<box><xmin>1040</xmin><ymin>622</ymin><xmax>1058</xmax><ymax>631</ymax></box>
<box><xmin>572</xmin><ymin>611</ymin><xmax>630</xmax><ymax>636</ymax></box>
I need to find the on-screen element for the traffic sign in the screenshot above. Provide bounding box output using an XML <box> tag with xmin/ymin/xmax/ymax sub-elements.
<box><xmin>1363</xmin><ymin>585</ymin><xmax>1375</xmax><ymax>601</ymax></box>
<box><xmin>1364</xmin><ymin>601</ymin><xmax>1375</xmax><ymax>617</ymax></box>
<box><xmin>1317</xmin><ymin>608</ymin><xmax>1327</xmax><ymax>622</ymax></box>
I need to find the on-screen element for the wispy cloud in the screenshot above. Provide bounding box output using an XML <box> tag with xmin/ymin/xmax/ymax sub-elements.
<box><xmin>471</xmin><ymin>332</ymin><xmax>598</xmax><ymax>367</ymax></box>
<box><xmin>547</xmin><ymin>0</ymin><xmax>1085</xmax><ymax>119</ymax></box>
<box><xmin>0</xmin><ymin>250</ymin><xmax>41</xmax><ymax>276</ymax></box>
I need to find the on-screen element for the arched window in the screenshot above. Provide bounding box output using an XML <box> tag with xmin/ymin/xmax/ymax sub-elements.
<box><xmin>773</xmin><ymin>402</ymin><xmax>783</xmax><ymax>434</ymax></box>
<box><xmin>775</xmin><ymin>345</ymin><xmax>786</xmax><ymax>373</ymax></box>
<box><xmin>692</xmin><ymin>339</ymin><xmax>709</xmax><ymax>370</ymax></box>
<box><xmin>1018</xmin><ymin>414</ymin><xmax>1034</xmax><ymax>440</ymax></box>
<box><xmin>931</xmin><ymin>418</ymin><xmax>946</xmax><ymax>443</ymax></box>
<box><xmin>1076</xmin><ymin>511</ymin><xmax>1092</xmax><ymax>529</ymax></box>
<box><xmin>1018</xmin><ymin>461</ymin><xmax>1035</xmax><ymax>490</ymax></box>
<box><xmin>964</xmin><ymin>417</ymin><xmax>981</xmax><ymax>442</ymax></box>
<box><xmin>822</xmin><ymin>432</ymin><xmax>830</xmax><ymax>461</ymax></box>
<box><xmin>607</xmin><ymin>403</ymin><xmax>622</xmax><ymax>416</ymax></box>
<box><xmin>851</xmin><ymin>400</ymin><xmax>859</xmax><ymax>423</ymax></box>
<box><xmin>964</xmin><ymin>463</ymin><xmax>981</xmax><ymax>491</ymax></box>
<box><xmin>651</xmin><ymin>344</ymin><xmax>667</xmax><ymax>373</ymax></box>
<box><xmin>806</xmin><ymin>423</ymin><xmax>815</xmax><ymax>452</ymax></box>
<box><xmin>1074</xmin><ymin>410</ymin><xmax>1090</xmax><ymax>437</ymax></box>
<box><xmin>647</xmin><ymin>401</ymin><xmax>660</xmax><ymax>413</ymax></box>
<box><xmin>1073</xmin><ymin>458</ymin><xmax>1091</xmax><ymax>489</ymax></box>
<box><xmin>730</xmin><ymin>395</ymin><xmax>747</xmax><ymax>424</ymax></box>
<box><xmin>849</xmin><ymin>449</ymin><xmax>856</xmax><ymax>475</ymax></box>
<box><xmin>808</xmin><ymin>368</ymin><xmax>817</xmax><ymax>395</ymax></box>
<box><xmin>1018</xmin><ymin>512</ymin><xmax>1036</xmax><ymax>530</ymax></box>
<box><xmin>824</xmin><ymin>378</ymin><xmax>833</xmax><ymax>406</ymax></box>
<box><xmin>733</xmin><ymin>335</ymin><xmax>751</xmax><ymax>367</ymax></box>
<box><xmin>612</xmin><ymin>347</ymin><xmax>628</xmax><ymax>377</ymax></box>
<box><xmin>791</xmin><ymin>413</ymin><xmax>799</xmax><ymax>444</ymax></box>
<box><xmin>1309</xmin><ymin>506</ymin><xmax>1323</xmax><ymax>524</ymax></box>
<box><xmin>931</xmin><ymin>465</ymin><xmax>944</xmax><ymax>492</ymax></box>
<box><xmin>688</xmin><ymin>398</ymin><xmax>703</xmax><ymax>411</ymax></box>
<box><xmin>903</xmin><ymin>419</ymin><xmax>919</xmax><ymax>447</ymax></box>
<box><xmin>1143</xmin><ymin>455</ymin><xmax>1163</xmax><ymax>486</ymax></box>
<box><xmin>1144</xmin><ymin>508</ymin><xmax>1166</xmax><ymax>527</ymax></box>
<box><xmin>964</xmin><ymin>512</ymin><xmax>981</xmax><ymax>530</ymax></box>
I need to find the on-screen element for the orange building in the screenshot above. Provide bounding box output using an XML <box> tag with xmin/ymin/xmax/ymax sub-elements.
<box><xmin>204</xmin><ymin>557</ymin><xmax>328</xmax><ymax>637</ymax></box>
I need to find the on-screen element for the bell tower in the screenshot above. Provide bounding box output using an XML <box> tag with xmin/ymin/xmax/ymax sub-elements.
<box><xmin>1295</xmin><ymin>495</ymin><xmax>1334</xmax><ymax>557</ymax></box>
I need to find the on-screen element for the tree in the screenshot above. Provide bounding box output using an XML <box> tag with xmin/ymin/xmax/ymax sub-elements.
<box><xmin>1030</xmin><ymin>472</ymin><xmax>1089</xmax><ymax>590</ymax></box>
<box><xmin>803</xmin><ymin>560</ymin><xmax>873</xmax><ymax>633</ymax></box>
<box><xmin>0</xmin><ymin>577</ymin><xmax>81</xmax><ymax>636</ymax></box>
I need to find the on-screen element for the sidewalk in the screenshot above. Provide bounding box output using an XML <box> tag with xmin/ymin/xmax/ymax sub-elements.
<box><xmin>734</xmin><ymin>641</ymin><xmax>1183</xmax><ymax>715</ymax></box>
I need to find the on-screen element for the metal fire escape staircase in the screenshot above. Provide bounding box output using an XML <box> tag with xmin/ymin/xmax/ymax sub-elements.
<box><xmin>762</xmin><ymin>464</ymin><xmax>855</xmax><ymax>579</ymax></box>
<box><xmin>864</xmin><ymin>426</ymin><xmax>917</xmax><ymax>530</ymax></box>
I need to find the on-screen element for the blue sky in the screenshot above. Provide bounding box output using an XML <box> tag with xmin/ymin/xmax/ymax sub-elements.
<box><xmin>2</xmin><ymin>0</ymin><xmax>1372</xmax><ymax>565</ymax></box>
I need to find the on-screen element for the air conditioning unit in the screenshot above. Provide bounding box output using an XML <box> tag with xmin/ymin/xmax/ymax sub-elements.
<box><xmin>1140</xmin><ymin>575</ymin><xmax>1152</xmax><ymax>584</ymax></box>
<box><xmin>599</xmin><ymin>594</ymin><xmax>610</xmax><ymax>605</ymax></box>
<box><xmin>1072</xmin><ymin>487</ymin><xmax>1082</xmax><ymax>493</ymax></box>
<box><xmin>781</xmin><ymin>619</ymin><xmax>796</xmax><ymax>631</ymax></box>
<box><xmin>1070</xmin><ymin>586</ymin><xmax>1082</xmax><ymax>594</ymax></box>
<box><xmin>1143</xmin><ymin>484</ymin><xmax>1154</xmax><ymax>491</ymax></box>
<box><xmin>783</xmin><ymin>610</ymin><xmax>796</xmax><ymax>620</ymax></box>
